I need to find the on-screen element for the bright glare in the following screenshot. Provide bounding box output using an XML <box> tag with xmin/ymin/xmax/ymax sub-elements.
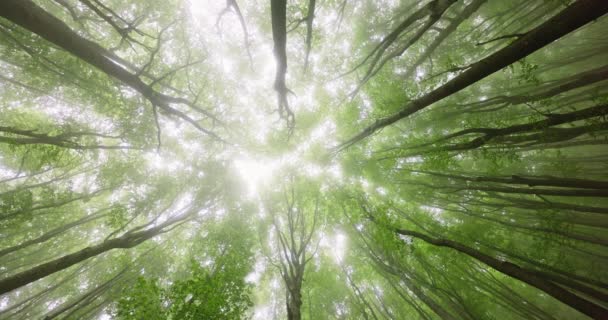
<box><xmin>234</xmin><ymin>157</ymin><xmax>277</xmax><ymax>197</ymax></box>
<box><xmin>332</xmin><ymin>231</ymin><xmax>348</xmax><ymax>264</ymax></box>
<box><xmin>320</xmin><ymin>230</ymin><xmax>348</xmax><ymax>265</ymax></box>
<box><xmin>252</xmin><ymin>305</ymin><xmax>273</xmax><ymax>320</ymax></box>
<box><xmin>98</xmin><ymin>313</ymin><xmax>111</xmax><ymax>320</ymax></box>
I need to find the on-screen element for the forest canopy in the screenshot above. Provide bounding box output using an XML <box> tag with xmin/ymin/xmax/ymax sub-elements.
<box><xmin>0</xmin><ymin>0</ymin><xmax>607</xmax><ymax>319</ymax></box>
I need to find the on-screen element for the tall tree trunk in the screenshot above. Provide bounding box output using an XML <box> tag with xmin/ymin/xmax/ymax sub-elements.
<box><xmin>0</xmin><ymin>0</ymin><xmax>223</xmax><ymax>140</ymax></box>
<box><xmin>287</xmin><ymin>287</ymin><xmax>302</xmax><ymax>320</ymax></box>
<box><xmin>303</xmin><ymin>0</ymin><xmax>316</xmax><ymax>72</ymax></box>
<box><xmin>42</xmin><ymin>267</ymin><xmax>127</xmax><ymax>319</ymax></box>
<box><xmin>406</xmin><ymin>279</ymin><xmax>458</xmax><ymax>320</ymax></box>
<box><xmin>270</xmin><ymin>0</ymin><xmax>294</xmax><ymax>129</ymax></box>
<box><xmin>338</xmin><ymin>0</ymin><xmax>608</xmax><ymax>150</ymax></box>
<box><xmin>393</xmin><ymin>228</ymin><xmax>608</xmax><ymax>319</ymax></box>
<box><xmin>0</xmin><ymin>213</ymin><xmax>190</xmax><ymax>294</ymax></box>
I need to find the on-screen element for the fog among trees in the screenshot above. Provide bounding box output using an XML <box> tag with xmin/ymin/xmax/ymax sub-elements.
<box><xmin>0</xmin><ymin>0</ymin><xmax>607</xmax><ymax>319</ymax></box>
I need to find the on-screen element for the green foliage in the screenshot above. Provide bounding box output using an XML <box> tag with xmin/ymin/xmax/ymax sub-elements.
<box><xmin>106</xmin><ymin>206</ymin><xmax>129</xmax><ymax>229</ymax></box>
<box><xmin>117</xmin><ymin>257</ymin><xmax>253</xmax><ymax>320</ymax></box>
<box><xmin>116</xmin><ymin>277</ymin><xmax>166</xmax><ymax>320</ymax></box>
<box><xmin>116</xmin><ymin>212</ymin><xmax>254</xmax><ymax>320</ymax></box>
<box><xmin>0</xmin><ymin>189</ymin><xmax>33</xmax><ymax>215</ymax></box>
<box><xmin>514</xmin><ymin>59</ymin><xmax>541</xmax><ymax>85</ymax></box>
<box><xmin>1</xmin><ymin>1</ymin><xmax>607</xmax><ymax>319</ymax></box>
<box><xmin>167</xmin><ymin>259</ymin><xmax>253</xmax><ymax>320</ymax></box>
<box><xmin>365</xmin><ymin>69</ymin><xmax>410</xmax><ymax>116</ymax></box>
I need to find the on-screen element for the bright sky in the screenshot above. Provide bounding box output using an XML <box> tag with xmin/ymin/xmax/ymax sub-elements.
<box><xmin>182</xmin><ymin>2</ymin><xmax>353</xmax><ymax>317</ymax></box>
<box><xmin>3</xmin><ymin>0</ymin><xmax>359</xmax><ymax>318</ymax></box>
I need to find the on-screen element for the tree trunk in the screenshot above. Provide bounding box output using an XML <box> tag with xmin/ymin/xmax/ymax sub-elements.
<box><xmin>285</xmin><ymin>277</ymin><xmax>303</xmax><ymax>320</ymax></box>
<box><xmin>394</xmin><ymin>228</ymin><xmax>608</xmax><ymax>319</ymax></box>
<box><xmin>42</xmin><ymin>267</ymin><xmax>127</xmax><ymax>319</ymax></box>
<box><xmin>0</xmin><ymin>0</ymin><xmax>223</xmax><ymax>140</ymax></box>
<box><xmin>407</xmin><ymin>280</ymin><xmax>458</xmax><ymax>320</ymax></box>
<box><xmin>338</xmin><ymin>0</ymin><xmax>608</xmax><ymax>149</ymax></box>
<box><xmin>303</xmin><ymin>0</ymin><xmax>316</xmax><ymax>72</ymax></box>
<box><xmin>0</xmin><ymin>213</ymin><xmax>189</xmax><ymax>294</ymax></box>
<box><xmin>0</xmin><ymin>261</ymin><xmax>90</xmax><ymax>318</ymax></box>
<box><xmin>409</xmin><ymin>169</ymin><xmax>608</xmax><ymax>189</ymax></box>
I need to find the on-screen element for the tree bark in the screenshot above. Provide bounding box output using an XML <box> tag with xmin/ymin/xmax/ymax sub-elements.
<box><xmin>270</xmin><ymin>0</ymin><xmax>294</xmax><ymax>130</ymax></box>
<box><xmin>338</xmin><ymin>0</ymin><xmax>608</xmax><ymax>150</ymax></box>
<box><xmin>0</xmin><ymin>212</ymin><xmax>190</xmax><ymax>295</ymax></box>
<box><xmin>408</xmin><ymin>169</ymin><xmax>608</xmax><ymax>189</ymax></box>
<box><xmin>393</xmin><ymin>228</ymin><xmax>608</xmax><ymax>319</ymax></box>
<box><xmin>303</xmin><ymin>0</ymin><xmax>316</xmax><ymax>72</ymax></box>
<box><xmin>0</xmin><ymin>0</ymin><xmax>223</xmax><ymax>141</ymax></box>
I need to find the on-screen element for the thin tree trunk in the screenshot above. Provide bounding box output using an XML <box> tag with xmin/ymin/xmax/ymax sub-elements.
<box><xmin>42</xmin><ymin>267</ymin><xmax>127</xmax><ymax>319</ymax></box>
<box><xmin>0</xmin><ymin>209</ymin><xmax>110</xmax><ymax>257</ymax></box>
<box><xmin>403</xmin><ymin>0</ymin><xmax>488</xmax><ymax>80</ymax></box>
<box><xmin>407</xmin><ymin>279</ymin><xmax>458</xmax><ymax>320</ymax></box>
<box><xmin>270</xmin><ymin>0</ymin><xmax>294</xmax><ymax>130</ymax></box>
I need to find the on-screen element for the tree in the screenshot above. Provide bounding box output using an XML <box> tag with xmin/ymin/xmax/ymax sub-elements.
<box><xmin>116</xmin><ymin>213</ymin><xmax>254</xmax><ymax>320</ymax></box>
<box><xmin>260</xmin><ymin>179</ymin><xmax>322</xmax><ymax>320</ymax></box>
<box><xmin>1</xmin><ymin>0</ymin><xmax>607</xmax><ymax>319</ymax></box>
